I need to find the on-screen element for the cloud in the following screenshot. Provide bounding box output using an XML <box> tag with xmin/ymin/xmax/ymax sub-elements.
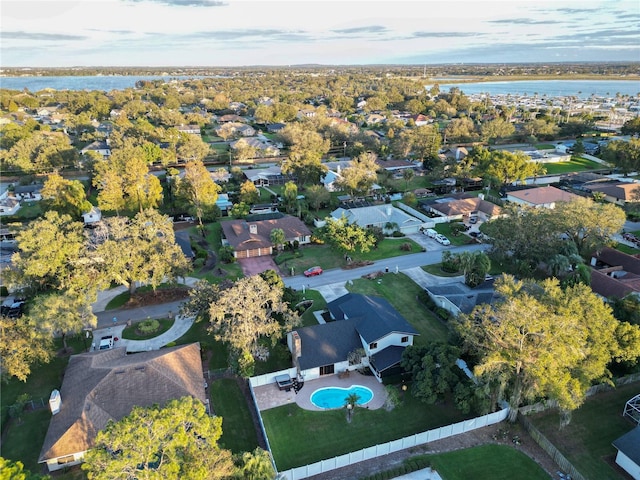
<box><xmin>553</xmin><ymin>7</ymin><xmax>599</xmax><ymax>14</ymax></box>
<box><xmin>331</xmin><ymin>25</ymin><xmax>388</xmax><ymax>34</ymax></box>
<box><xmin>123</xmin><ymin>0</ymin><xmax>226</xmax><ymax>6</ymax></box>
<box><xmin>412</xmin><ymin>31</ymin><xmax>480</xmax><ymax>38</ymax></box>
<box><xmin>0</xmin><ymin>31</ymin><xmax>88</xmax><ymax>41</ymax></box>
<box><xmin>489</xmin><ymin>18</ymin><xmax>561</xmax><ymax>25</ymax></box>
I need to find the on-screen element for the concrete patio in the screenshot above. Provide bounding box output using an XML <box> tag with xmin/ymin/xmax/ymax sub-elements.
<box><xmin>253</xmin><ymin>371</ymin><xmax>388</xmax><ymax>412</ymax></box>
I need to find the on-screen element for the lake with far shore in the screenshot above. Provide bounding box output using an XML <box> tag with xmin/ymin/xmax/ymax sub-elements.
<box><xmin>431</xmin><ymin>79</ymin><xmax>640</xmax><ymax>98</ymax></box>
<box><xmin>0</xmin><ymin>76</ymin><xmax>639</xmax><ymax>99</ymax></box>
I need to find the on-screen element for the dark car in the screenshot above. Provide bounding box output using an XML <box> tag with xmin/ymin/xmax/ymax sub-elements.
<box><xmin>304</xmin><ymin>266</ymin><xmax>323</xmax><ymax>277</ymax></box>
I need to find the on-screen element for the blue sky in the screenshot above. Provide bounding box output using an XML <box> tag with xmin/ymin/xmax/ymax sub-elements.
<box><xmin>1</xmin><ymin>0</ymin><xmax>639</xmax><ymax>67</ymax></box>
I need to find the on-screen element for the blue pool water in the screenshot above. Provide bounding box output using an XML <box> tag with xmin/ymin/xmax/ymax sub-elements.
<box><xmin>310</xmin><ymin>385</ymin><xmax>374</xmax><ymax>409</ymax></box>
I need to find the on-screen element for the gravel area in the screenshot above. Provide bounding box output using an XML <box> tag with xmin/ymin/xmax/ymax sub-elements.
<box><xmin>306</xmin><ymin>422</ymin><xmax>562</xmax><ymax>480</ymax></box>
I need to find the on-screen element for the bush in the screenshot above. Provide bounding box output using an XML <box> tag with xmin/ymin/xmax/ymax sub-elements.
<box><xmin>138</xmin><ymin>319</ymin><xmax>160</xmax><ymax>334</ymax></box>
<box><xmin>400</xmin><ymin>242</ymin><xmax>412</xmax><ymax>251</ymax></box>
<box><xmin>193</xmin><ymin>258</ymin><xmax>205</xmax><ymax>269</ymax></box>
<box><xmin>435</xmin><ymin>307</ymin><xmax>450</xmax><ymax>320</ymax></box>
<box><xmin>165</xmin><ymin>341</ymin><xmax>176</xmax><ymax>347</ymax></box>
<box><xmin>392</xmin><ymin>231</ymin><xmax>405</xmax><ymax>237</ymax></box>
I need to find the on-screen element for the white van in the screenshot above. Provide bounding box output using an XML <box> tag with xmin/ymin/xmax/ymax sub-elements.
<box><xmin>424</xmin><ymin>228</ymin><xmax>437</xmax><ymax>238</ymax></box>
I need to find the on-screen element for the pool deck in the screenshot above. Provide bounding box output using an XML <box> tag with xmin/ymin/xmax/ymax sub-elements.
<box><xmin>253</xmin><ymin>371</ymin><xmax>388</xmax><ymax>412</ymax></box>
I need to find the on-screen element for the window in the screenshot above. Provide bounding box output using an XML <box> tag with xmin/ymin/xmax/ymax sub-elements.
<box><xmin>401</xmin><ymin>336</ymin><xmax>409</xmax><ymax>343</ymax></box>
<box><xmin>369</xmin><ymin>342</ymin><xmax>377</xmax><ymax>350</ymax></box>
<box><xmin>57</xmin><ymin>455</ymin><xmax>76</xmax><ymax>465</ymax></box>
<box><xmin>319</xmin><ymin>365</ymin><xmax>334</xmax><ymax>376</ymax></box>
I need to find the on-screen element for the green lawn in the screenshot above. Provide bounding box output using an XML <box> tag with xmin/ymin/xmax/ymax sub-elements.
<box><xmin>422</xmin><ymin>264</ymin><xmax>463</xmax><ymax>277</ymax></box>
<box><xmin>121</xmin><ymin>317</ymin><xmax>174</xmax><ymax>340</ymax></box>
<box><xmin>209</xmin><ymin>378</ymin><xmax>258</xmax><ymax>453</ymax></box>
<box><xmin>542</xmin><ymin>156</ymin><xmax>605</xmax><ymax>175</ymax></box>
<box><xmin>348</xmin><ymin>274</ymin><xmax>449</xmax><ymax>343</ymax></box>
<box><xmin>262</xmin><ymin>391</ymin><xmax>472</xmax><ymax>471</ymax></box>
<box><xmin>298</xmin><ymin>290</ymin><xmax>327</xmax><ymax>327</ymax></box>
<box><xmin>1</xmin><ymin>409</ymin><xmax>51</xmax><ymax>473</ymax></box>
<box><xmin>529</xmin><ymin>381</ymin><xmax>640</xmax><ymax>480</ymax></box>
<box><xmin>427</xmin><ymin>444</ymin><xmax>550</xmax><ymax>480</ymax></box>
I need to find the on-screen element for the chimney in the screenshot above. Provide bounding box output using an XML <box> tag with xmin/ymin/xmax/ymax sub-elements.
<box><xmin>291</xmin><ymin>331</ymin><xmax>302</xmax><ymax>373</ymax></box>
<box><xmin>336</xmin><ymin>165</ymin><xmax>341</xmax><ymax>174</ymax></box>
<box><xmin>386</xmin><ymin>206</ymin><xmax>392</xmax><ymax>216</ymax></box>
<box><xmin>249</xmin><ymin>223</ymin><xmax>257</xmax><ymax>235</ymax></box>
<box><xmin>49</xmin><ymin>389</ymin><xmax>61</xmax><ymax>415</ymax></box>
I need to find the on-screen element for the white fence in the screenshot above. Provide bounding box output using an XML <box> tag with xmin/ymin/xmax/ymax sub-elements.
<box><xmin>276</xmin><ymin>406</ymin><xmax>510</xmax><ymax>480</ymax></box>
<box><xmin>249</xmin><ymin>367</ymin><xmax>298</xmax><ymax>388</ymax></box>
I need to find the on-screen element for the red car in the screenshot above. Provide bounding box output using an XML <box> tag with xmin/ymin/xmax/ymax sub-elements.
<box><xmin>304</xmin><ymin>266</ymin><xmax>323</xmax><ymax>277</ymax></box>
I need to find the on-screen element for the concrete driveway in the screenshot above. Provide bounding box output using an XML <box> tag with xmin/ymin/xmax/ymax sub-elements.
<box><xmin>237</xmin><ymin>255</ymin><xmax>280</xmax><ymax>276</ymax></box>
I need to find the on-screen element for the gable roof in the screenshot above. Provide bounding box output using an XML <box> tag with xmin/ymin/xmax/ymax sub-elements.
<box><xmin>220</xmin><ymin>215</ymin><xmax>311</xmax><ymax>252</ymax></box>
<box><xmin>595</xmin><ymin>247</ymin><xmax>640</xmax><ymax>274</ymax></box>
<box><xmin>507</xmin><ymin>186</ymin><xmax>580</xmax><ymax>206</ymax></box>
<box><xmin>590</xmin><ymin>247</ymin><xmax>640</xmax><ymax>298</ymax></box>
<box><xmin>427</xmin><ymin>196</ymin><xmax>501</xmax><ymax>217</ymax></box>
<box><xmin>327</xmin><ymin>293</ymin><xmax>418</xmax><ymax>343</ymax></box>
<box><xmin>612</xmin><ymin>427</ymin><xmax>640</xmax><ymax>466</ymax></box>
<box><xmin>330</xmin><ymin>205</ymin><xmax>422</xmax><ymax>230</ymax></box>
<box><xmin>425</xmin><ymin>281</ymin><xmax>499</xmax><ymax>314</ymax></box>
<box><xmin>39</xmin><ymin>343</ymin><xmax>205</xmax><ymax>463</ymax></box>
<box><xmin>295</xmin><ymin>319</ymin><xmax>363</xmax><ymax>370</ymax></box>
<box><xmin>586</xmin><ymin>181</ymin><xmax>640</xmax><ymax>201</ymax></box>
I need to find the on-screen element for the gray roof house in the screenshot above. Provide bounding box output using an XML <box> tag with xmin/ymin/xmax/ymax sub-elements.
<box><xmin>330</xmin><ymin>204</ymin><xmax>423</xmax><ymax>234</ymax></box>
<box><xmin>425</xmin><ymin>279</ymin><xmax>500</xmax><ymax>317</ymax></box>
<box><xmin>288</xmin><ymin>293</ymin><xmax>419</xmax><ymax>382</ymax></box>
<box><xmin>612</xmin><ymin>427</ymin><xmax>640</xmax><ymax>480</ymax></box>
<box><xmin>38</xmin><ymin>343</ymin><xmax>206</xmax><ymax>472</ymax></box>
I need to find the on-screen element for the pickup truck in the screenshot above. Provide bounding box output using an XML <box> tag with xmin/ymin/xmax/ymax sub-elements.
<box><xmin>99</xmin><ymin>335</ymin><xmax>114</xmax><ymax>350</ymax></box>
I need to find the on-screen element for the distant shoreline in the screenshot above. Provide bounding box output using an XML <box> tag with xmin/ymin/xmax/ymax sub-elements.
<box><xmin>425</xmin><ymin>75</ymin><xmax>640</xmax><ymax>84</ymax></box>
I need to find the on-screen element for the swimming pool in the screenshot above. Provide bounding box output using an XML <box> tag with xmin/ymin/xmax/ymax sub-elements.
<box><xmin>310</xmin><ymin>385</ymin><xmax>374</xmax><ymax>409</ymax></box>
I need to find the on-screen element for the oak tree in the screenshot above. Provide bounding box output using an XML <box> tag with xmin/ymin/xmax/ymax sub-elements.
<box><xmin>0</xmin><ymin>315</ymin><xmax>53</xmax><ymax>382</ymax></box>
<box><xmin>174</xmin><ymin>159</ymin><xmax>220</xmax><ymax>231</ymax></box>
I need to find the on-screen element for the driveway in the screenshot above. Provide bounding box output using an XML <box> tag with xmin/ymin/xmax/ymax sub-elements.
<box><xmin>237</xmin><ymin>255</ymin><xmax>280</xmax><ymax>276</ymax></box>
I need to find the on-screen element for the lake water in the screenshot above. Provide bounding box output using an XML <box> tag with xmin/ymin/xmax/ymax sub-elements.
<box><xmin>432</xmin><ymin>79</ymin><xmax>640</xmax><ymax>98</ymax></box>
<box><xmin>0</xmin><ymin>75</ymin><xmax>212</xmax><ymax>91</ymax></box>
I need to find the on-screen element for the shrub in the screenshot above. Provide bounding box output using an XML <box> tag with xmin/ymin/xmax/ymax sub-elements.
<box><xmin>138</xmin><ymin>319</ymin><xmax>160</xmax><ymax>334</ymax></box>
<box><xmin>435</xmin><ymin>307</ymin><xmax>450</xmax><ymax>320</ymax></box>
<box><xmin>165</xmin><ymin>341</ymin><xmax>176</xmax><ymax>347</ymax></box>
<box><xmin>219</xmin><ymin>245</ymin><xmax>236</xmax><ymax>263</ymax></box>
<box><xmin>193</xmin><ymin>258</ymin><xmax>205</xmax><ymax>269</ymax></box>
<box><xmin>392</xmin><ymin>231</ymin><xmax>405</xmax><ymax>237</ymax></box>
<box><xmin>400</xmin><ymin>242</ymin><xmax>412</xmax><ymax>251</ymax></box>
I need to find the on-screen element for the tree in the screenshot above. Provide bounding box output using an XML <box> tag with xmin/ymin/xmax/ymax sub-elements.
<box><xmin>601</xmin><ymin>138</ymin><xmax>640</xmax><ymax>175</ymax></box>
<box><xmin>476</xmin><ymin>150</ymin><xmax>537</xmax><ymax>186</ymax></box>
<box><xmin>304</xmin><ymin>184</ymin><xmax>330</xmax><ymax>212</ymax></box>
<box><xmin>282</xmin><ymin>181</ymin><xmax>298</xmax><ymax>214</ymax></box>
<box><xmin>444</xmin><ymin>117</ymin><xmax>477</xmax><ymax>143</ymax></box>
<box><xmin>9</xmin><ymin>211</ymin><xmax>87</xmax><ymax>294</ymax></box>
<box><xmin>345</xmin><ymin>392</ymin><xmax>360</xmax><ymax>422</ymax></box>
<box><xmin>30</xmin><ymin>291</ymin><xmax>97</xmax><ymax>352</ymax></box>
<box><xmin>0</xmin><ymin>457</ymin><xmax>45</xmax><ymax>480</ymax></box>
<box><xmin>179</xmin><ymin>279</ymin><xmax>231</xmax><ymax>321</ymax></box>
<box><xmin>82</xmin><ymin>396</ymin><xmax>235</xmax><ymax>480</ymax></box>
<box><xmin>209</xmin><ymin>275</ymin><xmax>299</xmax><ymax>368</ymax></box>
<box><xmin>235</xmin><ymin>448</ymin><xmax>276</xmax><ymax>480</ymax></box>
<box><xmin>402</xmin><ymin>168</ymin><xmax>414</xmax><ymax>192</ymax></box>
<box><xmin>321</xmin><ymin>215</ymin><xmax>376</xmax><ymax>259</ymax></box>
<box><xmin>335</xmin><ymin>152</ymin><xmax>379</xmax><ymax>198</ymax></box>
<box><xmin>456</xmin><ymin>251</ymin><xmax>491</xmax><ymax>288</ymax></box>
<box><xmin>0</xmin><ymin>315</ymin><xmax>53</xmax><ymax>383</ymax></box>
<box><xmin>279</xmin><ymin>124</ymin><xmax>329</xmax><ymax>185</ymax></box>
<box><xmin>239</xmin><ymin>180</ymin><xmax>260</xmax><ymax>205</ymax></box>
<box><xmin>621</xmin><ymin>117</ymin><xmax>640</xmax><ymax>136</ymax></box>
<box><xmin>480</xmin><ymin>117</ymin><xmax>515</xmax><ymax>143</ymax></box>
<box><xmin>175</xmin><ymin>159</ymin><xmax>220</xmax><ymax>232</ymax></box>
<box><xmin>410</xmin><ymin>125</ymin><xmax>441</xmax><ymax>161</ymax></box>
<box><xmin>456</xmin><ymin>276</ymin><xmax>640</xmax><ymax>422</ymax></box>
<box><xmin>269</xmin><ymin>228</ymin><xmax>286</xmax><ymax>251</ymax></box>
<box><xmin>401</xmin><ymin>343</ymin><xmax>463</xmax><ymax>405</ymax></box>
<box><xmin>95</xmin><ymin>210</ymin><xmax>190</xmax><ymax>295</ymax></box>
<box><xmin>41</xmin><ymin>172</ymin><xmax>92</xmax><ymax>219</ymax></box>
<box><xmin>93</xmin><ymin>143</ymin><xmax>163</xmax><ymax>213</ymax></box>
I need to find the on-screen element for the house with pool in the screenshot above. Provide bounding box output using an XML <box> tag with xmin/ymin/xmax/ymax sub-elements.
<box><xmin>287</xmin><ymin>293</ymin><xmax>418</xmax><ymax>382</ymax></box>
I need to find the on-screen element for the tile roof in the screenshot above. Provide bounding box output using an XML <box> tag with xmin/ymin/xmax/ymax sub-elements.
<box><xmin>220</xmin><ymin>215</ymin><xmax>311</xmax><ymax>252</ymax></box>
<box><xmin>39</xmin><ymin>343</ymin><xmax>205</xmax><ymax>463</ymax></box>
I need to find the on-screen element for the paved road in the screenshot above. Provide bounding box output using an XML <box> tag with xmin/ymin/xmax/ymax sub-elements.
<box><xmin>95</xmin><ymin>300</ymin><xmax>186</xmax><ymax>328</ymax></box>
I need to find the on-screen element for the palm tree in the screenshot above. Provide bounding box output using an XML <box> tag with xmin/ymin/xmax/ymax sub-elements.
<box><xmin>345</xmin><ymin>393</ymin><xmax>360</xmax><ymax>422</ymax></box>
<box><xmin>269</xmin><ymin>228</ymin><xmax>285</xmax><ymax>252</ymax></box>
<box><xmin>402</xmin><ymin>168</ymin><xmax>414</xmax><ymax>192</ymax></box>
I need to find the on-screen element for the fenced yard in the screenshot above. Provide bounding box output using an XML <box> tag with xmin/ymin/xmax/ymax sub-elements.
<box><xmin>528</xmin><ymin>381</ymin><xmax>640</xmax><ymax>480</ymax></box>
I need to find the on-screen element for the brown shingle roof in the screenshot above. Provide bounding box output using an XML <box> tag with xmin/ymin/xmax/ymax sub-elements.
<box><xmin>430</xmin><ymin>197</ymin><xmax>501</xmax><ymax>216</ymax></box>
<box><xmin>39</xmin><ymin>343</ymin><xmax>205</xmax><ymax>463</ymax></box>
<box><xmin>220</xmin><ymin>216</ymin><xmax>311</xmax><ymax>252</ymax></box>
<box><xmin>587</xmin><ymin>182</ymin><xmax>640</xmax><ymax>201</ymax></box>
<box><xmin>507</xmin><ymin>186</ymin><xmax>580</xmax><ymax>206</ymax></box>
<box><xmin>596</xmin><ymin>247</ymin><xmax>640</xmax><ymax>274</ymax></box>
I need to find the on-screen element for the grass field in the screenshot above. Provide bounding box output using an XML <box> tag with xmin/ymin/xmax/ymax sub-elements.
<box><xmin>348</xmin><ymin>273</ymin><xmax>449</xmax><ymax>344</ymax></box>
<box><xmin>542</xmin><ymin>156</ymin><xmax>605</xmax><ymax>175</ymax></box>
<box><xmin>427</xmin><ymin>444</ymin><xmax>551</xmax><ymax>480</ymax></box>
<box><xmin>262</xmin><ymin>391</ymin><xmax>472</xmax><ymax>471</ymax></box>
<box><xmin>529</xmin><ymin>381</ymin><xmax>640</xmax><ymax>480</ymax></box>
<box><xmin>209</xmin><ymin>378</ymin><xmax>258</xmax><ymax>453</ymax></box>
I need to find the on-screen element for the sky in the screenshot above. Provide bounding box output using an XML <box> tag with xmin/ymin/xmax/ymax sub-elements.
<box><xmin>1</xmin><ymin>0</ymin><xmax>639</xmax><ymax>67</ymax></box>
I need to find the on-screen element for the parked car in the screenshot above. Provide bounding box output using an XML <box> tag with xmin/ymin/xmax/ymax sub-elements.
<box><xmin>469</xmin><ymin>217</ymin><xmax>478</xmax><ymax>224</ymax></box>
<box><xmin>99</xmin><ymin>335</ymin><xmax>114</xmax><ymax>350</ymax></box>
<box><xmin>304</xmin><ymin>266</ymin><xmax>323</xmax><ymax>277</ymax></box>
<box><xmin>435</xmin><ymin>234</ymin><xmax>450</xmax><ymax>246</ymax></box>
<box><xmin>1</xmin><ymin>296</ymin><xmax>26</xmax><ymax>317</ymax></box>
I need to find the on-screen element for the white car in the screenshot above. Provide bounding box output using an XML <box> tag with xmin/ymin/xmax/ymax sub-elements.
<box><xmin>435</xmin><ymin>234</ymin><xmax>451</xmax><ymax>246</ymax></box>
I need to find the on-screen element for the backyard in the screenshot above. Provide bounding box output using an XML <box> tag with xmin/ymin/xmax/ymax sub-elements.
<box><xmin>529</xmin><ymin>381</ymin><xmax>640</xmax><ymax>480</ymax></box>
<box><xmin>542</xmin><ymin>156</ymin><xmax>605</xmax><ymax>175</ymax></box>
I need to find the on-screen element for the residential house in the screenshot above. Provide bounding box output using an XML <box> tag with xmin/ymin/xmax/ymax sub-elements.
<box><xmin>0</xmin><ymin>197</ymin><xmax>20</xmax><ymax>216</ymax></box>
<box><xmin>612</xmin><ymin>427</ymin><xmax>640</xmax><ymax>480</ymax></box>
<box><xmin>330</xmin><ymin>204</ymin><xmax>423</xmax><ymax>234</ymax></box>
<box><xmin>220</xmin><ymin>214</ymin><xmax>311</xmax><ymax>258</ymax></box>
<box><xmin>215</xmin><ymin>193</ymin><xmax>233</xmax><ymax>215</ymax></box>
<box><xmin>287</xmin><ymin>293</ymin><xmax>419</xmax><ymax>382</ymax></box>
<box><xmin>176</xmin><ymin>124</ymin><xmax>201</xmax><ymax>136</ymax></box>
<box><xmin>375</xmin><ymin>158</ymin><xmax>420</xmax><ymax>173</ymax></box>
<box><xmin>215</xmin><ymin>122</ymin><xmax>255</xmax><ymax>138</ymax></box>
<box><xmin>82</xmin><ymin>206</ymin><xmax>102</xmax><ymax>225</ymax></box>
<box><xmin>38</xmin><ymin>344</ymin><xmax>206</xmax><ymax>472</ymax></box>
<box><xmin>589</xmin><ymin>247</ymin><xmax>640</xmax><ymax>299</ymax></box>
<box><xmin>420</xmin><ymin>194</ymin><xmax>502</xmax><ymax>222</ymax></box>
<box><xmin>584</xmin><ymin>181</ymin><xmax>640</xmax><ymax>206</ymax></box>
<box><xmin>243</xmin><ymin>165</ymin><xmax>295</xmax><ymax>186</ymax></box>
<box><xmin>266</xmin><ymin>123</ymin><xmax>286</xmax><ymax>133</ymax></box>
<box><xmin>410</xmin><ymin>114</ymin><xmax>430</xmax><ymax>126</ymax></box>
<box><xmin>297</xmin><ymin>108</ymin><xmax>316</xmax><ymax>119</ymax></box>
<box><xmin>506</xmin><ymin>186</ymin><xmax>580</xmax><ymax>209</ymax></box>
<box><xmin>217</xmin><ymin>114</ymin><xmax>245</xmax><ymax>123</ymax></box>
<box><xmin>230</xmin><ymin>137</ymin><xmax>280</xmax><ymax>157</ymax></box>
<box><xmin>424</xmin><ymin>279</ymin><xmax>499</xmax><ymax>318</ymax></box>
<box><xmin>229</xmin><ymin>101</ymin><xmax>246</xmax><ymax>112</ymax></box>
<box><xmin>365</xmin><ymin>113</ymin><xmax>385</xmax><ymax>125</ymax></box>
<box><xmin>14</xmin><ymin>184</ymin><xmax>42</xmax><ymax>201</ymax></box>
<box><xmin>81</xmin><ymin>140</ymin><xmax>111</xmax><ymax>159</ymax></box>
